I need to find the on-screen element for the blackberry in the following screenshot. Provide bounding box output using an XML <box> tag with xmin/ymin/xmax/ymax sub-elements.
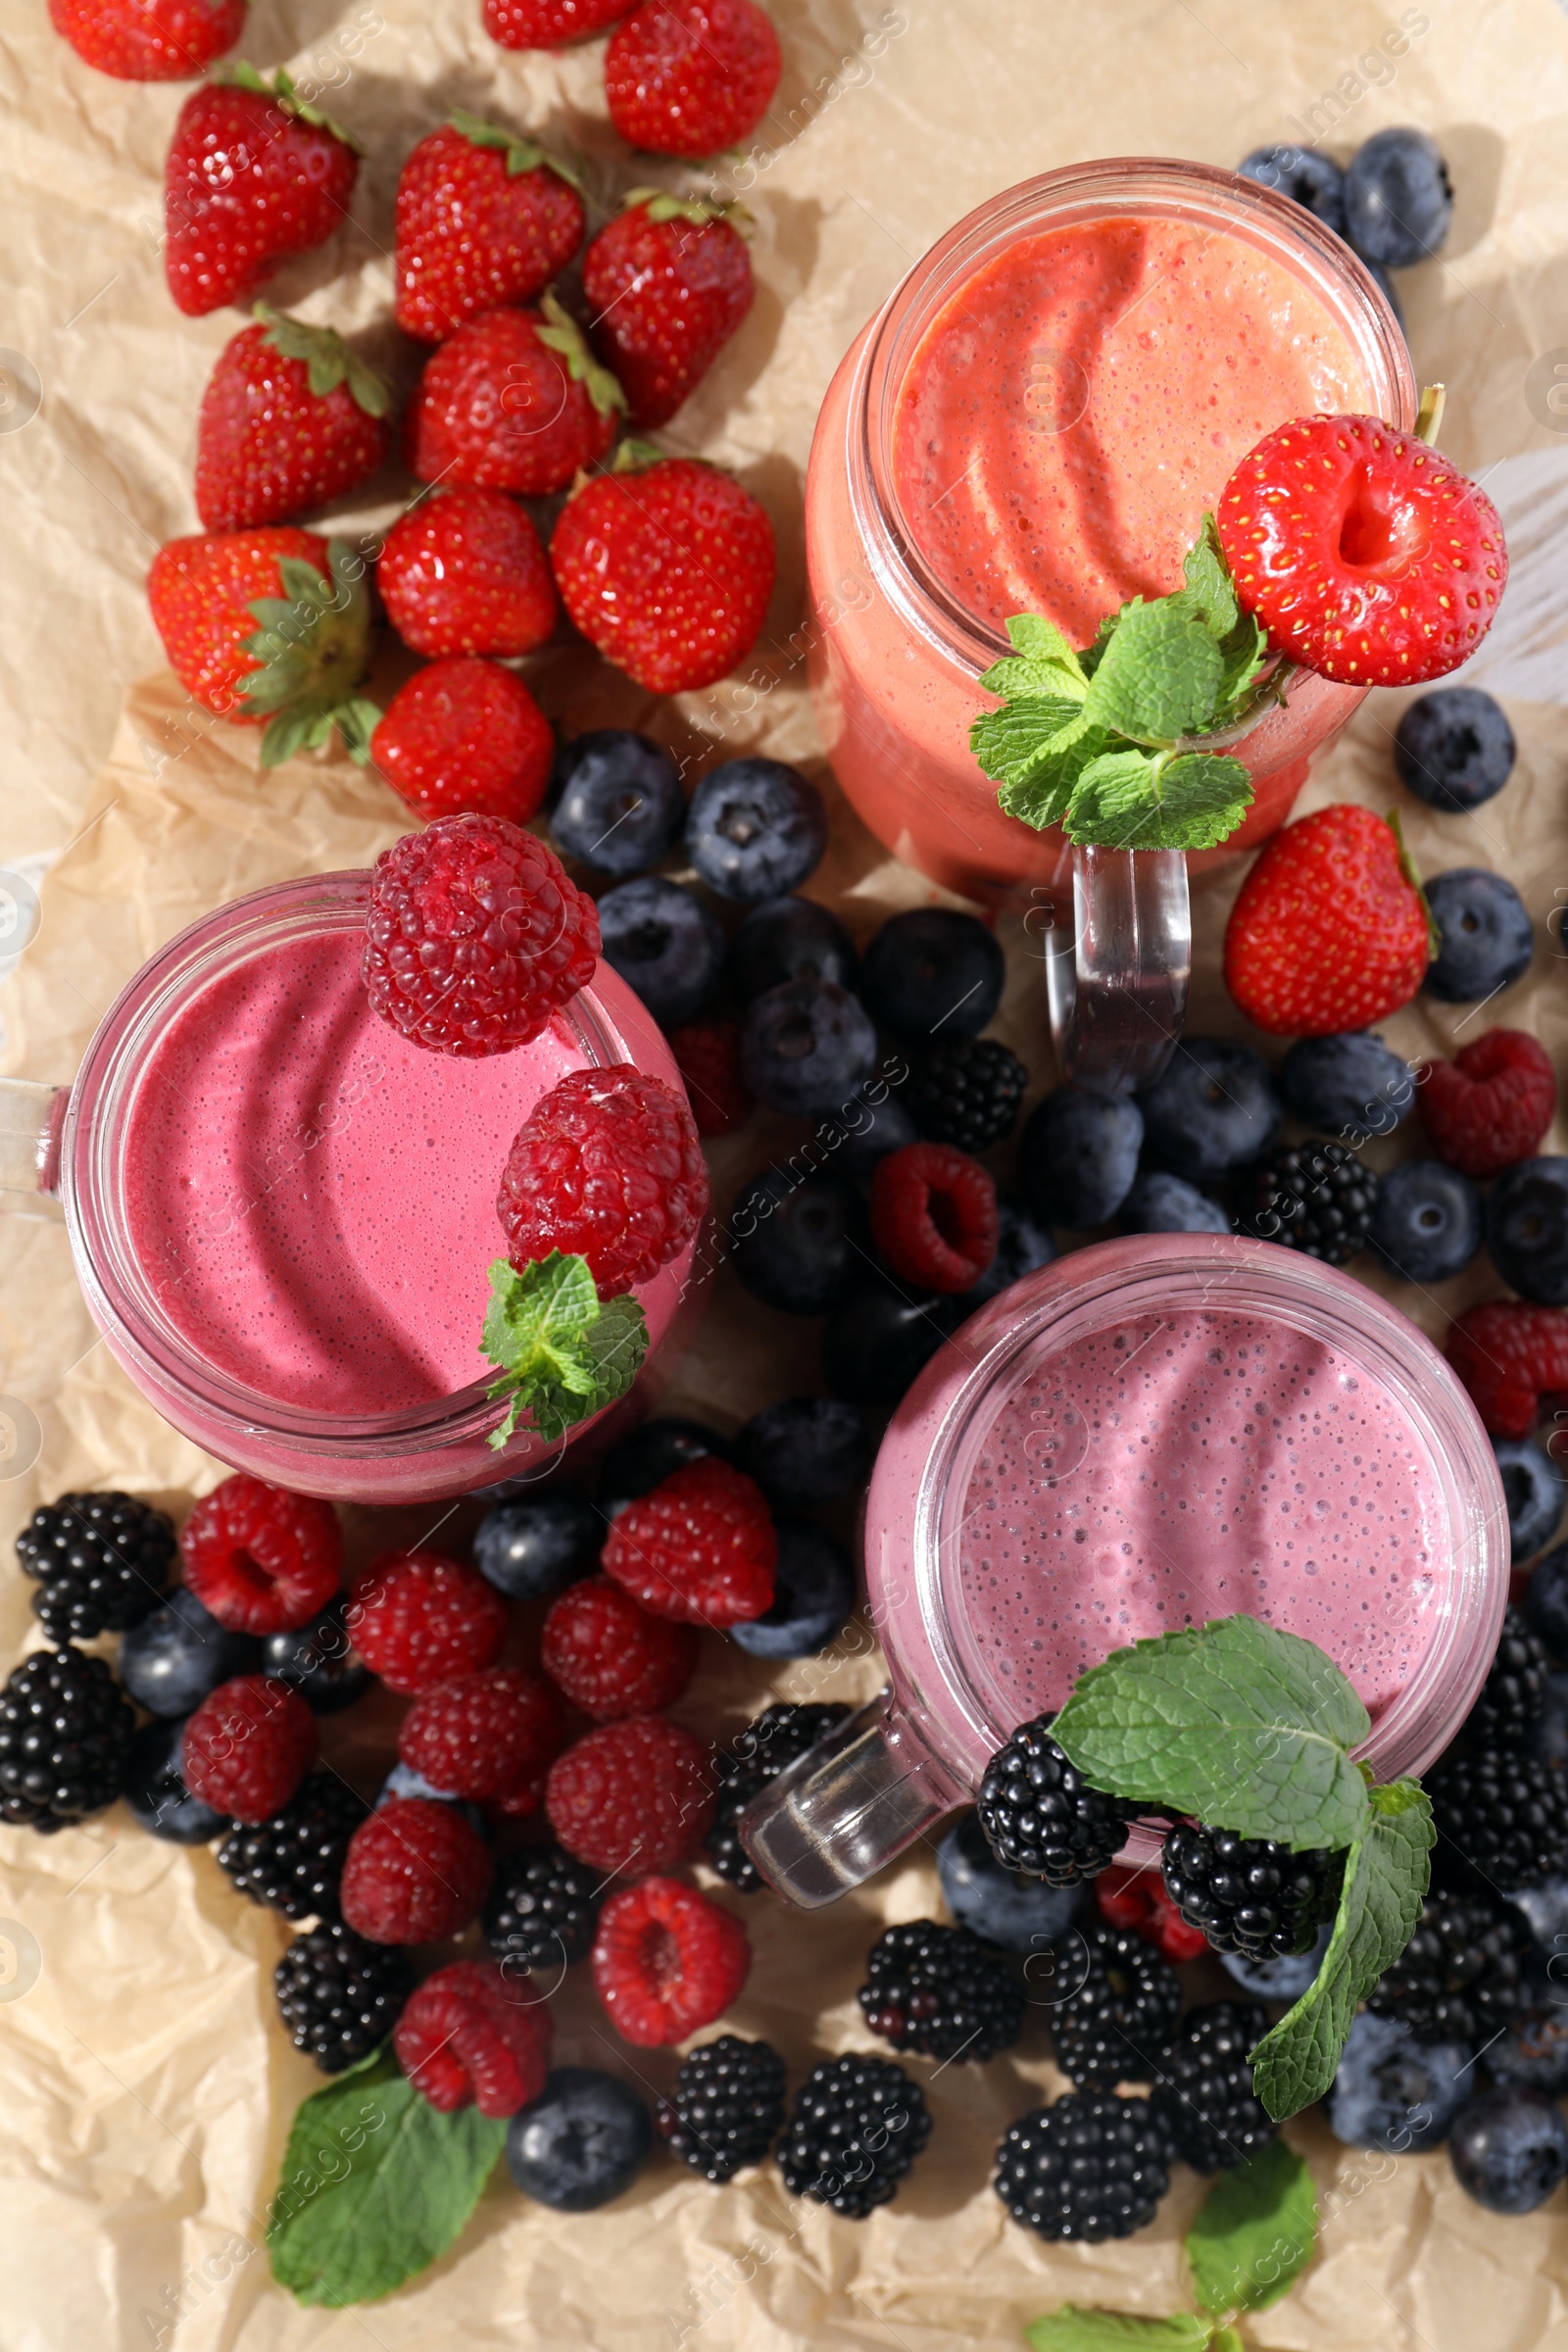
<box><xmin>1465</xmin><ymin>1606</ymin><xmax>1551</xmax><ymax>1745</ymax></box>
<box><xmin>975</xmin><ymin>1714</ymin><xmax>1136</xmax><ymax>1886</ymax></box>
<box><xmin>216</xmin><ymin>1771</ymin><xmax>368</xmax><ymax>1921</ymax></box>
<box><xmin>858</xmin><ymin>1919</ymin><xmax>1024</xmax><ymax>2063</ymax></box>
<box><xmin>274</xmin><ymin>1921</ymin><xmax>414</xmax><ymax>2074</ymax></box>
<box><xmin>777</xmin><ymin>2053</ymin><xmax>931</xmax><ymax>2218</ymax></box>
<box><xmin>1429</xmin><ymin>1740</ymin><xmax>1568</xmax><ymax>1891</ymax></box>
<box><xmin>0</xmin><ymin>1643</ymin><xmax>134</xmax><ymax>1833</ymax></box>
<box><xmin>656</xmin><ymin>2034</ymin><xmax>786</xmax><ymax>2182</ymax></box>
<box><xmin>995</xmin><ymin>2090</ymin><xmax>1171</xmax><ymax>2242</ymax></box>
<box><xmin>1051</xmin><ymin>1922</ymin><xmax>1181</xmax><ymax>2087</ymax></box>
<box><xmin>906</xmin><ymin>1039</ymin><xmax>1029</xmax><ymax>1153</ymax></box>
<box><xmin>1161</xmin><ymin>1823</ymin><xmax>1343</xmax><ymax>1962</ymax></box>
<box><xmin>1151</xmin><ymin>2001</ymin><xmax>1277</xmax><ymax>2173</ymax></box>
<box><xmin>1239</xmin><ymin>1140</ymin><xmax>1379</xmax><ymax>1264</ymax></box>
<box><xmin>483</xmin><ymin>1842</ymin><xmax>603</xmax><ymax>1975</ymax></box>
<box><xmin>706</xmin><ymin>1702</ymin><xmax>851</xmax><ymax>1893</ymax></box>
<box><xmin>1369</xmin><ymin>1887</ymin><xmax>1534</xmax><ymax>2040</ymax></box>
<box><xmin>16</xmin><ymin>1491</ymin><xmax>175</xmax><ymax>1643</ymax></box>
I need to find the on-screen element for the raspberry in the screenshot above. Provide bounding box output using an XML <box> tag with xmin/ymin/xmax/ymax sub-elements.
<box><xmin>541</xmin><ymin>1578</ymin><xmax>698</xmax><ymax>1721</ymax></box>
<box><xmin>1216</xmin><ymin>413</ymin><xmax>1508</xmax><ymax>686</ymax></box>
<box><xmin>361</xmin><ymin>814</ymin><xmax>600</xmax><ymax>1059</ymax></box>
<box><xmin>546</xmin><ymin>1716</ymin><xmax>714</xmax><ymax>1872</ymax></box>
<box><xmin>1094</xmin><ymin>1865</ymin><xmax>1210</xmax><ymax>1964</ymax></box>
<box><xmin>16</xmin><ymin>1491</ymin><xmax>175</xmax><ymax>1644</ymax></box>
<box><xmin>591</xmin><ymin>1876</ymin><xmax>751</xmax><ymax>2047</ymax></box>
<box><xmin>1448</xmin><ymin>1303</ymin><xmax>1568</xmax><ymax>1440</ymax></box>
<box><xmin>1421</xmin><ymin>1031</ymin><xmax>1556</xmax><ymax>1181</ymax></box>
<box><xmin>181</xmin><ymin>1675</ymin><xmax>318</xmax><ymax>1824</ymax></box>
<box><xmin>393</xmin><ymin>1959</ymin><xmax>552</xmax><ymax>2117</ymax></box>
<box><xmin>871</xmin><ymin>1143</ymin><xmax>999</xmax><ymax>1295</ymax></box>
<box><xmin>670</xmin><ymin>1021</ymin><xmax>751</xmax><ymax>1138</ymax></box>
<box><xmin>339</xmin><ymin>1796</ymin><xmax>494</xmax><ymax>1943</ymax></box>
<box><xmin>497</xmin><ymin>1065</ymin><xmax>709</xmax><ymax>1298</ymax></box>
<box><xmin>178</xmin><ymin>1473</ymin><xmax>343</xmax><ymax>1636</ymax></box>
<box><xmin>347</xmin><ymin>1549</ymin><xmax>507</xmax><ymax>1695</ymax></box>
<box><xmin>398</xmin><ymin>1668</ymin><xmax>563</xmax><ymax>1810</ymax></box>
<box><xmin>601</xmin><ymin>1458</ymin><xmax>775</xmax><ymax>1628</ymax></box>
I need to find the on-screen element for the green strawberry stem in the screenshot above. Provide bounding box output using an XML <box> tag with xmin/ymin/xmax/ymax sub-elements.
<box><xmin>1414</xmin><ymin>382</ymin><xmax>1446</xmax><ymax>446</ymax></box>
<box><xmin>253</xmin><ymin>305</ymin><xmax>390</xmax><ymax>418</ymax></box>
<box><xmin>220</xmin><ymin>62</ymin><xmax>362</xmax><ymax>152</ymax></box>
<box><xmin>536</xmin><ymin>292</ymin><xmax>627</xmax><ymax>422</ymax></box>
<box><xmin>1385</xmin><ymin>807</ymin><xmax>1442</xmax><ymax>959</ymax></box>
<box><xmin>448</xmin><ymin>108</ymin><xmax>583</xmax><ymax>192</ymax></box>
<box><xmin>237</xmin><ymin>537</ymin><xmax>379</xmax><ymax>768</ymax></box>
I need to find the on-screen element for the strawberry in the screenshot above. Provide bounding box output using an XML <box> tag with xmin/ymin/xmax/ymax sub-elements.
<box><xmin>484</xmin><ymin>0</ymin><xmax>628</xmax><ymax>45</ymax></box>
<box><xmin>394</xmin><ymin>112</ymin><xmax>586</xmax><ymax>346</ymax></box>
<box><xmin>1216</xmin><ymin>413</ymin><xmax>1508</xmax><ymax>687</ymax></box>
<box><xmin>165</xmin><ymin>66</ymin><xmax>360</xmax><ymax>318</ymax></box>
<box><xmin>605</xmin><ymin>0</ymin><xmax>781</xmax><ymax>159</ymax></box>
<box><xmin>377</xmin><ymin>488</ymin><xmax>556</xmax><ymax>659</ymax></box>
<box><xmin>147</xmin><ymin>529</ymin><xmax>378</xmax><ymax>764</ymax></box>
<box><xmin>370</xmin><ymin>657</ymin><xmax>554</xmax><ymax>825</ymax></box>
<box><xmin>1223</xmin><ymin>804</ymin><xmax>1432</xmax><ymax>1037</ymax></box>
<box><xmin>405</xmin><ymin>298</ymin><xmax>623</xmax><ymax>498</ymax></box>
<box><xmin>51</xmin><ymin>0</ymin><xmax>244</xmax><ymax>78</ymax></box>
<box><xmin>551</xmin><ymin>451</ymin><xmax>774</xmax><ymax>693</ymax></box>
<box><xmin>584</xmin><ymin>193</ymin><xmax>753</xmax><ymax>429</ymax></box>
<box><xmin>194</xmin><ymin>305</ymin><xmax>390</xmax><ymax>532</ymax></box>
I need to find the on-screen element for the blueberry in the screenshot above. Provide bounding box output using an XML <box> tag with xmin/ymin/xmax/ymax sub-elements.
<box><xmin>1236</xmin><ymin>143</ymin><xmax>1347</xmax><ymax>234</ymax></box>
<box><xmin>1526</xmin><ymin>1542</ymin><xmax>1568</xmax><ymax>1659</ymax></box>
<box><xmin>740</xmin><ymin>978</ymin><xmax>877</xmax><ymax>1116</ymax></box>
<box><xmin>1395</xmin><ymin>689</ymin><xmax>1517</xmax><ymax>813</ymax></box>
<box><xmin>736</xmin><ymin>1396</ymin><xmax>871</xmax><ymax>1508</ymax></box>
<box><xmin>1345</xmin><ymin>126</ymin><xmax>1453</xmax><ymax>268</ymax></box>
<box><xmin>728</xmin><ymin>1167</ymin><xmax>870</xmax><ymax>1315</ymax></box>
<box><xmin>1487</xmin><ymin>1157</ymin><xmax>1568</xmax><ymax>1303</ymax></box>
<box><xmin>1119</xmin><ymin>1171</ymin><xmax>1230</xmax><ymax>1235</ymax></box>
<box><xmin>598</xmin><ymin>1418</ymin><xmax>731</xmax><ymax>1521</ymax></box>
<box><xmin>596</xmin><ymin>876</ymin><xmax>725</xmax><ymax>1028</ymax></box>
<box><xmin>1494</xmin><ymin>1438</ymin><xmax>1565</xmax><ymax>1562</ymax></box>
<box><xmin>821</xmin><ymin>1279</ymin><xmax>958</xmax><ymax>1404</ymax></box>
<box><xmin>1329</xmin><ymin>2012</ymin><xmax>1472</xmax><ymax>2154</ymax></box>
<box><xmin>685</xmin><ymin>759</ymin><xmax>828</xmax><ymax>903</ymax></box>
<box><xmin>261</xmin><ymin>1599</ymin><xmax>371</xmax><ymax>1715</ymax></box>
<box><xmin>118</xmin><ymin>1588</ymin><xmax>261</xmax><ymax>1718</ymax></box>
<box><xmin>1449</xmin><ymin>2084</ymin><xmax>1568</xmax><ymax>2213</ymax></box>
<box><xmin>937</xmin><ymin>1809</ymin><xmax>1085</xmax><ymax>1954</ymax></box>
<box><xmin>727</xmin><ymin>893</ymin><xmax>858</xmax><ymax>1004</ymax></box>
<box><xmin>549</xmin><ymin>731</ymin><xmax>684</xmax><ymax>876</ymax></box>
<box><xmin>858</xmin><ymin>909</ymin><xmax>1004</xmax><ymax>1043</ymax></box>
<box><xmin>1369</xmin><ymin>1159</ymin><xmax>1483</xmax><ymax>1284</ymax></box>
<box><xmin>507</xmin><ymin>2068</ymin><xmax>652</xmax><ymax>2212</ymax></box>
<box><xmin>473</xmin><ymin>1493</ymin><xmax>604</xmax><ymax>1598</ymax></box>
<box><xmin>816</xmin><ymin>1084</ymin><xmax>917</xmax><ymax>1183</ymax></box>
<box><xmin>1138</xmin><ymin>1037</ymin><xmax>1282</xmax><ymax>1181</ymax></box>
<box><xmin>124</xmin><ymin>1717</ymin><xmax>229</xmax><ymax>1845</ymax></box>
<box><xmin>1488</xmin><ymin>2007</ymin><xmax>1568</xmax><ymax>2098</ymax></box>
<box><xmin>1219</xmin><ymin>1924</ymin><xmax>1332</xmax><ymax>2002</ymax></box>
<box><xmin>376</xmin><ymin>1760</ymin><xmax>490</xmax><ymax>1839</ymax></box>
<box><xmin>729</xmin><ymin>1518</ymin><xmax>855</xmax><ymax>1657</ymax></box>
<box><xmin>1425</xmin><ymin>869</ymin><xmax>1533</xmax><ymax>1003</ymax></box>
<box><xmin>953</xmin><ymin>1200</ymin><xmax>1057</xmax><ymax>1309</ymax></box>
<box><xmin>1018</xmin><ymin>1085</ymin><xmax>1143</xmax><ymax>1227</ymax></box>
<box><xmin>1280</xmin><ymin>1031</ymin><xmax>1414</xmax><ymax>1142</ymax></box>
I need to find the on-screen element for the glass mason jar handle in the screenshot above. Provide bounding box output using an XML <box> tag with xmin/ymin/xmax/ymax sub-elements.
<box><xmin>738</xmin><ymin>1690</ymin><xmax>967</xmax><ymax>1908</ymax></box>
<box><xmin>0</xmin><ymin>1079</ymin><xmax>67</xmax><ymax>1217</ymax></box>
<box><xmin>1044</xmin><ymin>846</ymin><xmax>1191</xmax><ymax>1096</ymax></box>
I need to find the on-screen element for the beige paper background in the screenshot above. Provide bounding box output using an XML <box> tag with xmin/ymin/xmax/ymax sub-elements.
<box><xmin>6</xmin><ymin>2</ymin><xmax>1568</xmax><ymax>2345</ymax></box>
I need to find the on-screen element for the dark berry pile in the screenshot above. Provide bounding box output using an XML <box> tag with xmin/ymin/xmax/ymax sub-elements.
<box><xmin>274</xmin><ymin>1921</ymin><xmax>414</xmax><ymax>2074</ymax></box>
<box><xmin>1151</xmin><ymin>2001</ymin><xmax>1277</xmax><ymax>2173</ymax></box>
<box><xmin>1428</xmin><ymin>1740</ymin><xmax>1568</xmax><ymax>1891</ymax></box>
<box><xmin>777</xmin><ymin>2054</ymin><xmax>931</xmax><ymax>2219</ymax></box>
<box><xmin>17</xmin><ymin>1492</ymin><xmax>175</xmax><ymax>1643</ymax></box>
<box><xmin>995</xmin><ymin>2090</ymin><xmax>1171</xmax><ymax>2242</ymax></box>
<box><xmin>483</xmin><ymin>1843</ymin><xmax>604</xmax><ymax>1975</ymax></box>
<box><xmin>857</xmin><ymin>1920</ymin><xmax>1024</xmax><ymax>2064</ymax></box>
<box><xmin>1466</xmin><ymin>1606</ymin><xmax>1551</xmax><ymax>1744</ymax></box>
<box><xmin>0</xmin><ymin>1644</ymin><xmax>135</xmax><ymax>1832</ymax></box>
<box><xmin>706</xmin><ymin>1701</ymin><xmax>850</xmax><ymax>1893</ymax></box>
<box><xmin>1051</xmin><ymin>1922</ymin><xmax>1182</xmax><ymax>2087</ymax></box>
<box><xmin>1368</xmin><ymin>1888</ymin><xmax>1534</xmax><ymax>2040</ymax></box>
<box><xmin>906</xmin><ymin>1038</ymin><xmax>1028</xmax><ymax>1152</ymax></box>
<box><xmin>976</xmin><ymin>1714</ymin><xmax>1135</xmax><ymax>1886</ymax></box>
<box><xmin>216</xmin><ymin>1771</ymin><xmax>368</xmax><ymax>1921</ymax></box>
<box><xmin>1239</xmin><ymin>1141</ymin><xmax>1379</xmax><ymax>1263</ymax></box>
<box><xmin>1161</xmin><ymin>1823</ymin><xmax>1342</xmax><ymax>1962</ymax></box>
<box><xmin>657</xmin><ymin>2034</ymin><xmax>786</xmax><ymax>2182</ymax></box>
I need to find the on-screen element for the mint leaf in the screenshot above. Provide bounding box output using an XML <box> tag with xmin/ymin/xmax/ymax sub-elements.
<box><xmin>1064</xmin><ymin>749</ymin><xmax>1253</xmax><ymax>852</ymax></box>
<box><xmin>987</xmin><ymin>611</ymin><xmax>1089</xmax><ymax>688</ymax></box>
<box><xmin>1026</xmin><ymin>2313</ymin><xmax>1212</xmax><ymax>2352</ymax></box>
<box><xmin>1249</xmin><ymin>1780</ymin><xmax>1433</xmax><ymax>2122</ymax></box>
<box><xmin>1171</xmin><ymin>514</ymin><xmax>1239</xmax><ymax>638</ymax></box>
<box><xmin>1213</xmin><ymin>610</ymin><xmax>1269</xmax><ymax>719</ymax></box>
<box><xmin>995</xmin><ymin>725</ymin><xmax>1112</xmax><ymax>831</ymax></box>
<box><xmin>1186</xmin><ymin>2139</ymin><xmax>1316</xmax><ymax>2317</ymax></box>
<box><xmin>481</xmin><ymin>1252</ymin><xmax>649</xmax><ymax>1449</ymax></box>
<box><xmin>969</xmin><ymin>694</ymin><xmax>1087</xmax><ymax>787</ymax></box>
<box><xmin>267</xmin><ymin>2048</ymin><xmax>506</xmax><ymax>2306</ymax></box>
<box><xmin>1050</xmin><ymin>1614</ymin><xmax>1372</xmax><ymax>1851</ymax></box>
<box><xmin>1080</xmin><ymin>601</ymin><xmax>1224</xmax><ymax>742</ymax></box>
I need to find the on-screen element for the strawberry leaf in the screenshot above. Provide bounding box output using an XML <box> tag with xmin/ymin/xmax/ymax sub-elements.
<box><xmin>481</xmin><ymin>1253</ymin><xmax>649</xmax><ymax>1450</ymax></box>
<box><xmin>536</xmin><ymin>291</ymin><xmax>627</xmax><ymax>420</ymax></box>
<box><xmin>623</xmin><ymin>185</ymin><xmax>738</xmax><ymax>226</ymax></box>
<box><xmin>219</xmin><ymin>61</ymin><xmax>361</xmax><ymax>151</ymax></box>
<box><xmin>254</xmin><ymin>305</ymin><xmax>390</xmax><ymax>418</ymax></box>
<box><xmin>448</xmin><ymin>108</ymin><xmax>583</xmax><ymax>191</ymax></box>
<box><xmin>240</xmin><ymin>538</ymin><xmax>374</xmax><ymax>763</ymax></box>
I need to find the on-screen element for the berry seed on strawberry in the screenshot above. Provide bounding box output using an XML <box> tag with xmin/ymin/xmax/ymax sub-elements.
<box><xmin>195</xmin><ymin>307</ymin><xmax>391</xmax><ymax>533</ymax></box>
<box><xmin>178</xmin><ymin>1473</ymin><xmax>342</xmax><ymax>1636</ymax></box>
<box><xmin>371</xmin><ymin>657</ymin><xmax>554</xmax><ymax>826</ymax></box>
<box><xmin>584</xmin><ymin>194</ymin><xmax>753</xmax><ymax>429</ymax></box>
<box><xmin>376</xmin><ymin>489</ymin><xmax>556</xmax><ymax>660</ymax></box>
<box><xmin>361</xmin><ymin>814</ymin><xmax>600</xmax><ymax>1059</ymax></box>
<box><xmin>542</xmin><ymin>1577</ymin><xmax>698</xmax><ymax>1721</ymax></box>
<box><xmin>591</xmin><ymin>1876</ymin><xmax>750</xmax><ymax>2046</ymax></box>
<box><xmin>1223</xmin><ymin>804</ymin><xmax>1432</xmax><ymax>1036</ymax></box>
<box><xmin>1448</xmin><ymin>1302</ymin><xmax>1568</xmax><ymax>1440</ymax></box>
<box><xmin>164</xmin><ymin>67</ymin><xmax>360</xmax><ymax>318</ymax></box>
<box><xmin>551</xmin><ymin>454</ymin><xmax>775</xmax><ymax>694</ymax></box>
<box><xmin>346</xmin><ymin>1548</ymin><xmax>508</xmax><ymax>1695</ymax></box>
<box><xmin>1216</xmin><ymin>413</ymin><xmax>1507</xmax><ymax>686</ymax></box>
<box><xmin>872</xmin><ymin>1142</ymin><xmax>999</xmax><ymax>1296</ymax></box>
<box><xmin>398</xmin><ymin>1667</ymin><xmax>564</xmax><ymax>1810</ymax></box>
<box><xmin>51</xmin><ymin>0</ymin><xmax>244</xmax><ymax>78</ymax></box>
<box><xmin>497</xmin><ymin>1065</ymin><xmax>709</xmax><ymax>1298</ymax></box>
<box><xmin>1420</xmin><ymin>1031</ymin><xmax>1556</xmax><ymax>1181</ymax></box>
<box><xmin>181</xmin><ymin>1673</ymin><xmax>318</xmax><ymax>1823</ymax></box>
<box><xmin>602</xmin><ymin>1457</ymin><xmax>775</xmax><ymax>1628</ymax></box>
<box><xmin>484</xmin><ymin>0</ymin><xmax>627</xmax><ymax>45</ymax></box>
<box><xmin>545</xmin><ymin>1715</ymin><xmax>714</xmax><ymax>1872</ymax></box>
<box><xmin>394</xmin><ymin>1959</ymin><xmax>553</xmax><ymax>2117</ymax></box>
<box><xmin>395</xmin><ymin>113</ymin><xmax>585</xmax><ymax>345</ymax></box>
<box><xmin>605</xmin><ymin>0</ymin><xmax>782</xmax><ymax>160</ymax></box>
<box><xmin>405</xmin><ymin>301</ymin><xmax>623</xmax><ymax>498</ymax></box>
<box><xmin>339</xmin><ymin>1795</ymin><xmax>494</xmax><ymax>1943</ymax></box>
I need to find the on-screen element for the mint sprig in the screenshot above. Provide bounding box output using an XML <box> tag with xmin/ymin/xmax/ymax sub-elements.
<box><xmin>1026</xmin><ymin>2314</ymin><xmax>1214</xmax><ymax>2351</ymax></box>
<box><xmin>480</xmin><ymin>1251</ymin><xmax>649</xmax><ymax>1450</ymax></box>
<box><xmin>970</xmin><ymin>517</ymin><xmax>1273</xmax><ymax>851</ymax></box>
